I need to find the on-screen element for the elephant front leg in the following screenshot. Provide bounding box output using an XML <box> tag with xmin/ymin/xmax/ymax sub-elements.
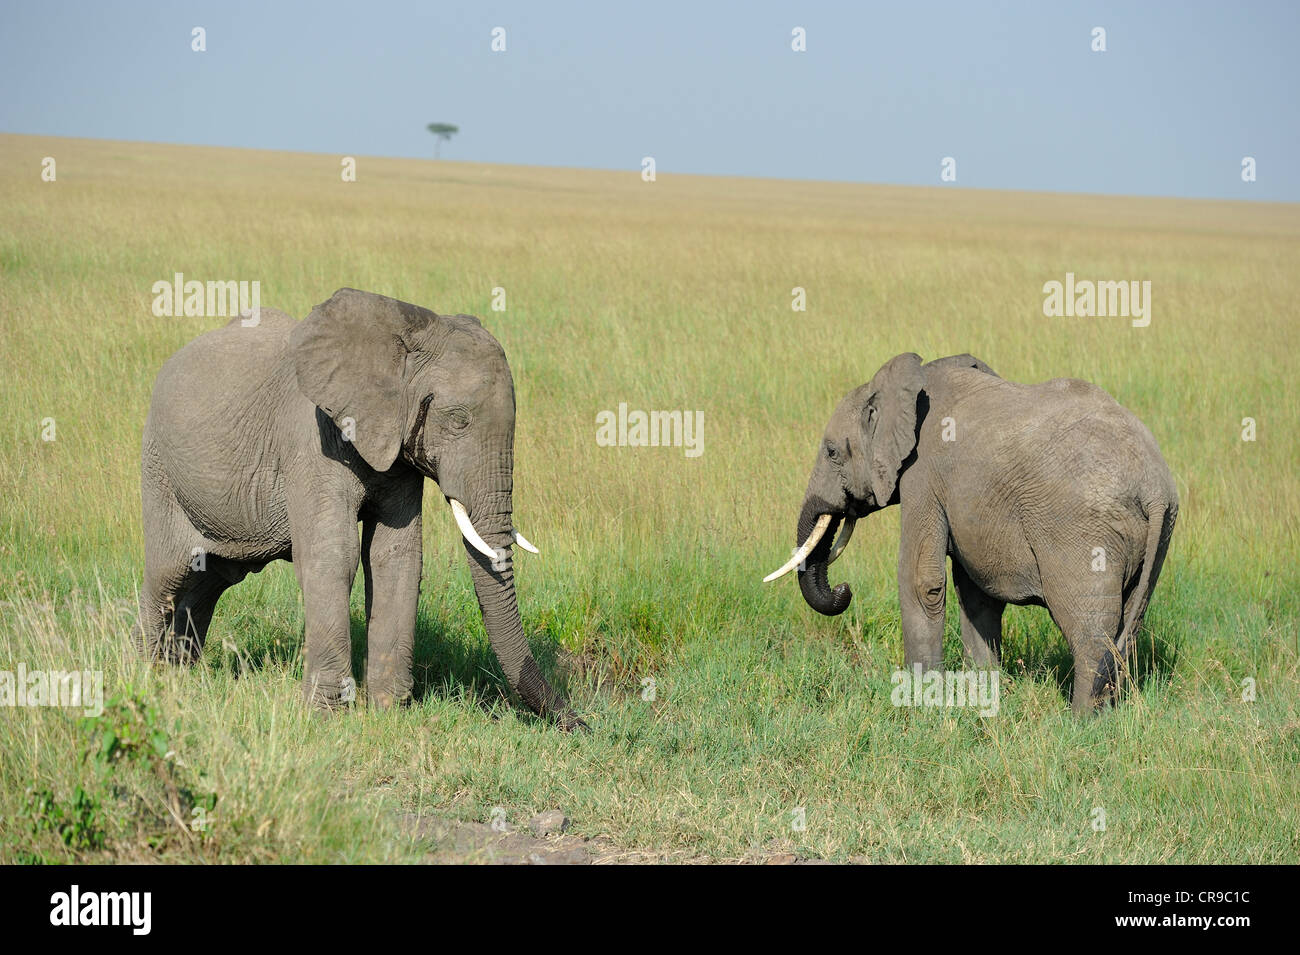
<box><xmin>290</xmin><ymin>496</ymin><xmax>361</xmax><ymax>709</ymax></box>
<box><xmin>897</xmin><ymin>504</ymin><xmax>950</xmax><ymax>672</ymax></box>
<box><xmin>361</xmin><ymin>494</ymin><xmax>422</xmax><ymax>709</ymax></box>
<box><xmin>952</xmin><ymin>560</ymin><xmax>1005</xmax><ymax>669</ymax></box>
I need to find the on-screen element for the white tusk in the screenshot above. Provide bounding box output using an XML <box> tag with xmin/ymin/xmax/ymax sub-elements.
<box><xmin>512</xmin><ymin>528</ymin><xmax>539</xmax><ymax>554</ymax></box>
<box><xmin>449</xmin><ymin>499</ymin><xmax>500</xmax><ymax>562</ymax></box>
<box><xmin>762</xmin><ymin>513</ymin><xmax>833</xmax><ymax>583</ymax></box>
<box><xmin>827</xmin><ymin>517</ymin><xmax>856</xmax><ymax>565</ymax></box>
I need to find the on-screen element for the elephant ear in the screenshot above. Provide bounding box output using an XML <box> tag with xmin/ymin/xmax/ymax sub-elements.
<box><xmin>290</xmin><ymin>288</ymin><xmax>436</xmax><ymax>472</ymax></box>
<box><xmin>923</xmin><ymin>353</ymin><xmax>999</xmax><ymax>378</ymax></box>
<box><xmin>866</xmin><ymin>352</ymin><xmax>925</xmax><ymax>506</ymax></box>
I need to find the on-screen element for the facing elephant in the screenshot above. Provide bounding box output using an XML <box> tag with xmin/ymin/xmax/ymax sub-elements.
<box><xmin>764</xmin><ymin>352</ymin><xmax>1177</xmax><ymax>714</ymax></box>
<box><xmin>137</xmin><ymin>288</ymin><xmax>586</xmax><ymax>731</ymax></box>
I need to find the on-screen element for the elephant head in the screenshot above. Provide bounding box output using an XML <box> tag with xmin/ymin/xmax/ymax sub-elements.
<box><xmin>763</xmin><ymin>352</ymin><xmax>996</xmax><ymax>617</ymax></box>
<box><xmin>290</xmin><ymin>288</ymin><xmax>585</xmax><ymax>730</ymax></box>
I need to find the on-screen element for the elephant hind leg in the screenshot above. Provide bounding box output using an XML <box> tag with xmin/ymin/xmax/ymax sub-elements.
<box><xmin>171</xmin><ymin>567</ymin><xmax>241</xmax><ymax>661</ymax></box>
<box><xmin>138</xmin><ymin>505</ymin><xmax>244</xmax><ymax>665</ymax></box>
<box><xmin>137</xmin><ymin>551</ymin><xmax>193</xmax><ymax>664</ymax></box>
<box><xmin>139</xmin><ymin>470</ymin><xmax>200</xmax><ymax>662</ymax></box>
<box><xmin>140</xmin><ymin>561</ymin><xmax>235</xmax><ymax>665</ymax></box>
<box><xmin>1048</xmin><ymin>589</ymin><xmax>1125</xmax><ymax>715</ymax></box>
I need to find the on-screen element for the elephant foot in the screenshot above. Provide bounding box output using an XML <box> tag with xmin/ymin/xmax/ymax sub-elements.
<box><xmin>142</xmin><ymin>630</ymin><xmax>204</xmax><ymax>666</ymax></box>
<box><xmin>366</xmin><ymin>678</ymin><xmax>414</xmax><ymax>711</ymax></box>
<box><xmin>367</xmin><ymin>691</ymin><xmax>406</xmax><ymax>710</ymax></box>
<box><xmin>302</xmin><ymin>674</ymin><xmax>358</xmax><ymax>710</ymax></box>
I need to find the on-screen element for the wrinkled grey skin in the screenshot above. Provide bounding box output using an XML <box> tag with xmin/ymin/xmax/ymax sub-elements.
<box><xmin>788</xmin><ymin>353</ymin><xmax>1177</xmax><ymax>713</ymax></box>
<box><xmin>136</xmin><ymin>288</ymin><xmax>586</xmax><ymax>731</ymax></box>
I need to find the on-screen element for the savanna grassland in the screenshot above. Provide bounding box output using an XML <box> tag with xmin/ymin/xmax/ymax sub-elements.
<box><xmin>1</xmin><ymin>133</ymin><xmax>1297</xmax><ymax>863</ymax></box>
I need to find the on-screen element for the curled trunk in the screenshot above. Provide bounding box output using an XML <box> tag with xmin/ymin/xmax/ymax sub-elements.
<box><xmin>795</xmin><ymin>497</ymin><xmax>853</xmax><ymax>616</ymax></box>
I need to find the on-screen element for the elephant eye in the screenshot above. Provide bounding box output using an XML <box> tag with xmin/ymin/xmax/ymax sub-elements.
<box><xmin>443</xmin><ymin>407</ymin><xmax>471</xmax><ymax>433</ymax></box>
<box><xmin>825</xmin><ymin>444</ymin><xmax>838</xmax><ymax>460</ymax></box>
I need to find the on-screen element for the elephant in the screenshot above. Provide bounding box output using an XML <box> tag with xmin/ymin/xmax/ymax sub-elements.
<box><xmin>136</xmin><ymin>287</ymin><xmax>587</xmax><ymax>731</ymax></box>
<box><xmin>763</xmin><ymin>353</ymin><xmax>1177</xmax><ymax>713</ymax></box>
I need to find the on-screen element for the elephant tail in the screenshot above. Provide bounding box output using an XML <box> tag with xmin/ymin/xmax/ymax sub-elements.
<box><xmin>1116</xmin><ymin>500</ymin><xmax>1172</xmax><ymax>660</ymax></box>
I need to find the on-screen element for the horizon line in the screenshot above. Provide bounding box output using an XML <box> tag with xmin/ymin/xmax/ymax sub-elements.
<box><xmin>3</xmin><ymin>129</ymin><xmax>1296</xmax><ymax>210</ymax></box>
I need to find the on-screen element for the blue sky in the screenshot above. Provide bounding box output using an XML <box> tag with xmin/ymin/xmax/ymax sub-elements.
<box><xmin>2</xmin><ymin>1</ymin><xmax>1297</xmax><ymax>200</ymax></box>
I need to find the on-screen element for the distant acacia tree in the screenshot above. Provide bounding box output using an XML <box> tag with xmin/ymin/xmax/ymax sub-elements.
<box><xmin>427</xmin><ymin>123</ymin><xmax>459</xmax><ymax>159</ymax></box>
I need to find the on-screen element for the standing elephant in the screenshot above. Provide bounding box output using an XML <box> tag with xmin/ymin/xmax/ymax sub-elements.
<box><xmin>137</xmin><ymin>288</ymin><xmax>586</xmax><ymax>731</ymax></box>
<box><xmin>763</xmin><ymin>353</ymin><xmax>1177</xmax><ymax>713</ymax></box>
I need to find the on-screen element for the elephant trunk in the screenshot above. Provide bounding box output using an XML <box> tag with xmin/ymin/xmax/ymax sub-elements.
<box><xmin>795</xmin><ymin>497</ymin><xmax>853</xmax><ymax>616</ymax></box>
<box><xmin>463</xmin><ymin>451</ymin><xmax>587</xmax><ymax>732</ymax></box>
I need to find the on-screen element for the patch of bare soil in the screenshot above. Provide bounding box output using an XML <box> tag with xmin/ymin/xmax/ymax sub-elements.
<box><xmin>395</xmin><ymin>812</ymin><xmax>837</xmax><ymax>865</ymax></box>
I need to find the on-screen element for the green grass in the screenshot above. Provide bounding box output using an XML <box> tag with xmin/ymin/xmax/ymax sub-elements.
<box><xmin>1</xmin><ymin>134</ymin><xmax>1297</xmax><ymax>862</ymax></box>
